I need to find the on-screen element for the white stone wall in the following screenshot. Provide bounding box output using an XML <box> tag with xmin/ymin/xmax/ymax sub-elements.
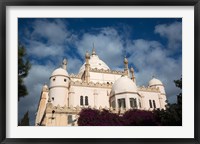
<box><xmin>89</xmin><ymin>72</ymin><xmax>121</xmax><ymax>84</ymax></box>
<box><xmin>49</xmin><ymin>75</ymin><xmax>69</xmax><ymax>106</ymax></box>
<box><xmin>138</xmin><ymin>91</ymin><xmax>161</xmax><ymax>110</ymax></box>
<box><xmin>45</xmin><ymin>113</ymin><xmax>68</xmax><ymax>126</ymax></box>
<box><xmin>50</xmin><ymin>88</ymin><xmax>69</xmax><ymax>106</ymax></box>
<box><xmin>69</xmin><ymin>85</ymin><xmax>110</xmax><ymax>108</ymax></box>
<box><xmin>35</xmin><ymin>91</ymin><xmax>48</xmax><ymax>125</ymax></box>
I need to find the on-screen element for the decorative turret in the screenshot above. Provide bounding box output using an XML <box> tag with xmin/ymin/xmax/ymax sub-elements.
<box><xmin>35</xmin><ymin>84</ymin><xmax>49</xmax><ymax>126</ymax></box>
<box><xmin>85</xmin><ymin>51</ymin><xmax>90</xmax><ymax>83</ymax></box>
<box><xmin>49</xmin><ymin>60</ymin><xmax>70</xmax><ymax>107</ymax></box>
<box><xmin>149</xmin><ymin>76</ymin><xmax>165</xmax><ymax>94</ymax></box>
<box><xmin>42</xmin><ymin>83</ymin><xmax>49</xmax><ymax>92</ymax></box>
<box><xmin>85</xmin><ymin>51</ymin><xmax>90</xmax><ymax>61</ymax></box>
<box><xmin>149</xmin><ymin>76</ymin><xmax>167</xmax><ymax>109</ymax></box>
<box><xmin>124</xmin><ymin>56</ymin><xmax>128</xmax><ymax>76</ymax></box>
<box><xmin>62</xmin><ymin>58</ymin><xmax>67</xmax><ymax>70</ymax></box>
<box><xmin>130</xmin><ymin>67</ymin><xmax>136</xmax><ymax>82</ymax></box>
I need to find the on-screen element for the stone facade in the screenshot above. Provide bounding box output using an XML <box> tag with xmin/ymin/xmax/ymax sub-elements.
<box><xmin>35</xmin><ymin>49</ymin><xmax>167</xmax><ymax>126</ymax></box>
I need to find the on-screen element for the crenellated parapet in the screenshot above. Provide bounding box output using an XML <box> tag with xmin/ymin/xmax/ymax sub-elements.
<box><xmin>70</xmin><ymin>80</ymin><xmax>112</xmax><ymax>88</ymax></box>
<box><xmin>69</xmin><ymin>73</ymin><xmax>81</xmax><ymax>78</ymax></box>
<box><xmin>90</xmin><ymin>68</ymin><xmax>124</xmax><ymax>75</ymax></box>
<box><xmin>138</xmin><ymin>86</ymin><xmax>160</xmax><ymax>92</ymax></box>
<box><xmin>46</xmin><ymin>102</ymin><xmax>134</xmax><ymax>114</ymax></box>
<box><xmin>46</xmin><ymin>103</ymin><xmax>80</xmax><ymax>114</ymax></box>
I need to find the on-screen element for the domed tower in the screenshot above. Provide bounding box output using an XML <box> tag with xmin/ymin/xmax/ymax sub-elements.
<box><xmin>149</xmin><ymin>77</ymin><xmax>167</xmax><ymax>109</ymax></box>
<box><xmin>110</xmin><ymin>75</ymin><xmax>139</xmax><ymax>110</ymax></box>
<box><xmin>49</xmin><ymin>59</ymin><xmax>70</xmax><ymax>107</ymax></box>
<box><xmin>149</xmin><ymin>77</ymin><xmax>165</xmax><ymax>94</ymax></box>
<box><xmin>78</xmin><ymin>48</ymin><xmax>110</xmax><ymax>76</ymax></box>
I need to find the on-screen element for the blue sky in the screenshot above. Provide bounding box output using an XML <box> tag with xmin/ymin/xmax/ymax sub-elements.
<box><xmin>18</xmin><ymin>18</ymin><xmax>182</xmax><ymax>126</ymax></box>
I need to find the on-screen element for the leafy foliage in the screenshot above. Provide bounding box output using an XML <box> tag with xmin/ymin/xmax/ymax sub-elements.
<box><xmin>78</xmin><ymin>109</ymin><xmax>124</xmax><ymax>126</ymax></box>
<box><xmin>78</xmin><ymin>108</ymin><xmax>159</xmax><ymax>126</ymax></box>
<box><xmin>78</xmin><ymin>77</ymin><xmax>182</xmax><ymax>126</ymax></box>
<box><xmin>18</xmin><ymin>111</ymin><xmax>30</xmax><ymax>126</ymax></box>
<box><xmin>154</xmin><ymin>104</ymin><xmax>182</xmax><ymax>126</ymax></box>
<box><xmin>18</xmin><ymin>43</ymin><xmax>31</xmax><ymax>101</ymax></box>
<box><xmin>174</xmin><ymin>77</ymin><xmax>182</xmax><ymax>105</ymax></box>
<box><xmin>154</xmin><ymin>77</ymin><xmax>182</xmax><ymax>126</ymax></box>
<box><xmin>123</xmin><ymin>109</ymin><xmax>158</xmax><ymax>126</ymax></box>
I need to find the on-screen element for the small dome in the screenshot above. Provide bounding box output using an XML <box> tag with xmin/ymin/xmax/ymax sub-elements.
<box><xmin>42</xmin><ymin>84</ymin><xmax>49</xmax><ymax>92</ymax></box>
<box><xmin>51</xmin><ymin>67</ymin><xmax>69</xmax><ymax>77</ymax></box>
<box><xmin>85</xmin><ymin>51</ymin><xmax>90</xmax><ymax>59</ymax></box>
<box><xmin>79</xmin><ymin>54</ymin><xmax>110</xmax><ymax>74</ymax></box>
<box><xmin>149</xmin><ymin>78</ymin><xmax>163</xmax><ymax>86</ymax></box>
<box><xmin>111</xmin><ymin>76</ymin><xmax>137</xmax><ymax>95</ymax></box>
<box><xmin>124</xmin><ymin>57</ymin><xmax>128</xmax><ymax>64</ymax></box>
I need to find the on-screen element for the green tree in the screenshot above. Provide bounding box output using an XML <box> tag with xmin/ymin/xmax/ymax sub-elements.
<box><xmin>18</xmin><ymin>43</ymin><xmax>31</xmax><ymax>101</ymax></box>
<box><xmin>174</xmin><ymin>77</ymin><xmax>182</xmax><ymax>105</ymax></box>
<box><xmin>154</xmin><ymin>77</ymin><xmax>182</xmax><ymax>126</ymax></box>
<box><xmin>18</xmin><ymin>111</ymin><xmax>30</xmax><ymax>126</ymax></box>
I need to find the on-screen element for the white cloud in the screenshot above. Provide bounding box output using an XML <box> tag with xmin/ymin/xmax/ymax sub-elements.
<box><xmin>24</xmin><ymin>19</ymin><xmax>77</xmax><ymax>59</ymax></box>
<box><xmin>127</xmin><ymin>39</ymin><xmax>182</xmax><ymax>102</ymax></box>
<box><xmin>76</xmin><ymin>27</ymin><xmax>124</xmax><ymax>69</ymax></box>
<box><xmin>67</xmin><ymin>57</ymin><xmax>83</xmax><ymax>74</ymax></box>
<box><xmin>26</xmin><ymin>40</ymin><xmax>64</xmax><ymax>58</ymax></box>
<box><xmin>75</xmin><ymin>27</ymin><xmax>182</xmax><ymax>103</ymax></box>
<box><xmin>154</xmin><ymin>22</ymin><xmax>182</xmax><ymax>50</ymax></box>
<box><xmin>18</xmin><ymin>64</ymin><xmax>55</xmax><ymax>125</ymax></box>
<box><xmin>31</xmin><ymin>19</ymin><xmax>70</xmax><ymax>45</ymax></box>
<box><xmin>19</xmin><ymin>20</ymin><xmax>182</xmax><ymax>125</ymax></box>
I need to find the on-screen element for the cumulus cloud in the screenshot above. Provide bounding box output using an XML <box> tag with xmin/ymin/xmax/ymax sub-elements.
<box><xmin>76</xmin><ymin>27</ymin><xmax>124</xmax><ymax>69</ymax></box>
<box><xmin>31</xmin><ymin>19</ymin><xmax>70</xmax><ymax>45</ymax></box>
<box><xmin>23</xmin><ymin>19</ymin><xmax>77</xmax><ymax>59</ymax></box>
<box><xmin>75</xmin><ymin>26</ymin><xmax>182</xmax><ymax>104</ymax></box>
<box><xmin>127</xmin><ymin>39</ymin><xmax>182</xmax><ymax>102</ymax></box>
<box><xmin>18</xmin><ymin>19</ymin><xmax>182</xmax><ymax>125</ymax></box>
<box><xmin>154</xmin><ymin>22</ymin><xmax>182</xmax><ymax>50</ymax></box>
<box><xmin>67</xmin><ymin>57</ymin><xmax>83</xmax><ymax>74</ymax></box>
<box><xmin>26</xmin><ymin>40</ymin><xmax>64</xmax><ymax>58</ymax></box>
<box><xmin>18</xmin><ymin>64</ymin><xmax>55</xmax><ymax>125</ymax></box>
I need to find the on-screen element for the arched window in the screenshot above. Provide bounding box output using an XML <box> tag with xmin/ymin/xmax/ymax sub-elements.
<box><xmin>130</xmin><ymin>98</ymin><xmax>137</xmax><ymax>109</ymax></box>
<box><xmin>149</xmin><ymin>100</ymin><xmax>152</xmax><ymax>108</ymax></box>
<box><xmin>64</xmin><ymin>78</ymin><xmax>67</xmax><ymax>82</ymax></box>
<box><xmin>153</xmin><ymin>100</ymin><xmax>156</xmax><ymax>108</ymax></box>
<box><xmin>80</xmin><ymin>96</ymin><xmax>83</xmax><ymax>106</ymax></box>
<box><xmin>85</xmin><ymin>96</ymin><xmax>88</xmax><ymax>106</ymax></box>
<box><xmin>118</xmin><ymin>98</ymin><xmax>126</xmax><ymax>109</ymax></box>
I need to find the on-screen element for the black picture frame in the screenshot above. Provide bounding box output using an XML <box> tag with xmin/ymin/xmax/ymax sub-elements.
<box><xmin>0</xmin><ymin>0</ymin><xmax>199</xmax><ymax>144</ymax></box>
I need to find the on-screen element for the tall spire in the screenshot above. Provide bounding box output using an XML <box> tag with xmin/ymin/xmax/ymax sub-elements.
<box><xmin>92</xmin><ymin>43</ymin><xmax>96</xmax><ymax>55</ymax></box>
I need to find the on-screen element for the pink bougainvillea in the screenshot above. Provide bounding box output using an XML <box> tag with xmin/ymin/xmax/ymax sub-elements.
<box><xmin>77</xmin><ymin>108</ymin><xmax>159</xmax><ymax>126</ymax></box>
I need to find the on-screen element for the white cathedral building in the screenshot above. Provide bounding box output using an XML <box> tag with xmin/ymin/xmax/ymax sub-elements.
<box><xmin>35</xmin><ymin>48</ymin><xmax>167</xmax><ymax>126</ymax></box>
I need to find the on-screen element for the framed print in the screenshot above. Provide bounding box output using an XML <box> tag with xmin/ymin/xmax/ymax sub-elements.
<box><xmin>0</xmin><ymin>0</ymin><xmax>200</xmax><ymax>144</ymax></box>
